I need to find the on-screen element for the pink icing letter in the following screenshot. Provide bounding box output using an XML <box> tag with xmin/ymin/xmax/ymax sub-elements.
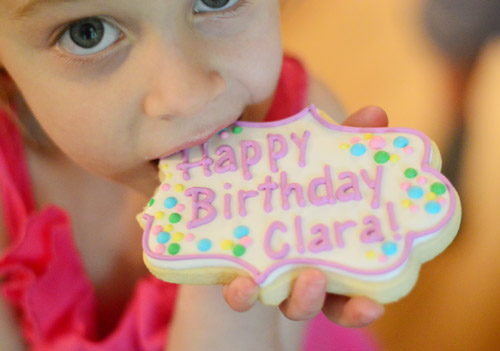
<box><xmin>308</xmin><ymin>224</ymin><xmax>333</xmax><ymax>253</ymax></box>
<box><xmin>333</xmin><ymin>220</ymin><xmax>357</xmax><ymax>248</ymax></box>
<box><xmin>224</xmin><ymin>192</ymin><xmax>232</xmax><ymax>220</ymax></box>
<box><xmin>386</xmin><ymin>202</ymin><xmax>399</xmax><ymax>231</ymax></box>
<box><xmin>360</xmin><ymin>216</ymin><xmax>385</xmax><ymax>243</ymax></box>
<box><xmin>335</xmin><ymin>172</ymin><xmax>362</xmax><ymax>202</ymax></box>
<box><xmin>264</xmin><ymin>221</ymin><xmax>290</xmax><ymax>260</ymax></box>
<box><xmin>214</xmin><ymin>145</ymin><xmax>238</xmax><ymax>174</ymax></box>
<box><xmin>176</xmin><ymin>144</ymin><xmax>214</xmax><ymax>180</ymax></box>
<box><xmin>257</xmin><ymin>176</ymin><xmax>279</xmax><ymax>213</ymax></box>
<box><xmin>360</xmin><ymin>166</ymin><xmax>384</xmax><ymax>209</ymax></box>
<box><xmin>267</xmin><ymin>134</ymin><xmax>288</xmax><ymax>173</ymax></box>
<box><xmin>280</xmin><ymin>172</ymin><xmax>306</xmax><ymax>210</ymax></box>
<box><xmin>241</xmin><ymin>140</ymin><xmax>262</xmax><ymax>180</ymax></box>
<box><xmin>238</xmin><ymin>190</ymin><xmax>259</xmax><ymax>217</ymax></box>
<box><xmin>185</xmin><ymin>187</ymin><xmax>217</xmax><ymax>229</ymax></box>
<box><xmin>307</xmin><ymin>165</ymin><xmax>336</xmax><ymax>206</ymax></box>
<box><xmin>290</xmin><ymin>130</ymin><xmax>310</xmax><ymax>167</ymax></box>
<box><xmin>294</xmin><ymin>216</ymin><xmax>306</xmax><ymax>254</ymax></box>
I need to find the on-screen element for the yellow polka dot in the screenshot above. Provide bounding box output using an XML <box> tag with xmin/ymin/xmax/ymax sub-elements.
<box><xmin>155</xmin><ymin>211</ymin><xmax>165</xmax><ymax>219</ymax></box>
<box><xmin>173</xmin><ymin>232</ymin><xmax>184</xmax><ymax>242</ymax></box>
<box><xmin>402</xmin><ymin>199</ymin><xmax>412</xmax><ymax>208</ymax></box>
<box><xmin>161</xmin><ymin>164</ymin><xmax>169</xmax><ymax>171</ymax></box>
<box><xmin>174</xmin><ymin>184</ymin><xmax>185</xmax><ymax>192</ymax></box>
<box><xmin>364</xmin><ymin>133</ymin><xmax>373</xmax><ymax>140</ymax></box>
<box><xmin>164</xmin><ymin>172</ymin><xmax>172</xmax><ymax>180</ymax></box>
<box><xmin>340</xmin><ymin>143</ymin><xmax>350</xmax><ymax>150</ymax></box>
<box><xmin>427</xmin><ymin>193</ymin><xmax>438</xmax><ymax>201</ymax></box>
<box><xmin>164</xmin><ymin>224</ymin><xmax>174</xmax><ymax>232</ymax></box>
<box><xmin>366</xmin><ymin>251</ymin><xmax>377</xmax><ymax>260</ymax></box>
<box><xmin>390</xmin><ymin>154</ymin><xmax>400</xmax><ymax>163</ymax></box>
<box><xmin>221</xmin><ymin>240</ymin><xmax>234</xmax><ymax>251</ymax></box>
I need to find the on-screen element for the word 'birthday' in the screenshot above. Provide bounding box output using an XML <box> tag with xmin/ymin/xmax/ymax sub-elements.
<box><xmin>181</xmin><ymin>164</ymin><xmax>384</xmax><ymax>230</ymax></box>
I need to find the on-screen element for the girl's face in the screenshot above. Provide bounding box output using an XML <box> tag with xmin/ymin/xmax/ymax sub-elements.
<box><xmin>0</xmin><ymin>0</ymin><xmax>283</xmax><ymax>194</ymax></box>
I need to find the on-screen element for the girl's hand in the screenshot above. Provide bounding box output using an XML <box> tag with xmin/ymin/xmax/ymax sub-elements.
<box><xmin>222</xmin><ymin>106</ymin><xmax>388</xmax><ymax>327</ymax></box>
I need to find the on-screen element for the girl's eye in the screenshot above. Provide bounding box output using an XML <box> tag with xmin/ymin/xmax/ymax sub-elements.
<box><xmin>193</xmin><ymin>0</ymin><xmax>241</xmax><ymax>13</ymax></box>
<box><xmin>57</xmin><ymin>17</ymin><xmax>122</xmax><ymax>56</ymax></box>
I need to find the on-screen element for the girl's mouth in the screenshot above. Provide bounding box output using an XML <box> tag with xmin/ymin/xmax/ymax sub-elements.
<box><xmin>150</xmin><ymin>159</ymin><xmax>160</xmax><ymax>167</ymax></box>
<box><xmin>151</xmin><ymin>115</ymin><xmax>242</xmax><ymax>165</ymax></box>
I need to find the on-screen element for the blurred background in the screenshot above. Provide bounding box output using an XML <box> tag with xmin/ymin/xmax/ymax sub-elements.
<box><xmin>281</xmin><ymin>0</ymin><xmax>462</xmax><ymax>154</ymax></box>
<box><xmin>281</xmin><ymin>0</ymin><xmax>500</xmax><ymax>350</ymax></box>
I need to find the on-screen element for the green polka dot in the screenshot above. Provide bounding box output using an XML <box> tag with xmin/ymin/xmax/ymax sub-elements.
<box><xmin>169</xmin><ymin>213</ymin><xmax>182</xmax><ymax>223</ymax></box>
<box><xmin>404</xmin><ymin>168</ymin><xmax>418</xmax><ymax>179</ymax></box>
<box><xmin>168</xmin><ymin>243</ymin><xmax>181</xmax><ymax>255</ymax></box>
<box><xmin>431</xmin><ymin>182</ymin><xmax>446</xmax><ymax>195</ymax></box>
<box><xmin>233</xmin><ymin>244</ymin><xmax>246</xmax><ymax>257</ymax></box>
<box><xmin>374</xmin><ymin>151</ymin><xmax>390</xmax><ymax>164</ymax></box>
<box><xmin>232</xmin><ymin>126</ymin><xmax>243</xmax><ymax>134</ymax></box>
<box><xmin>148</xmin><ymin>198</ymin><xmax>155</xmax><ymax>207</ymax></box>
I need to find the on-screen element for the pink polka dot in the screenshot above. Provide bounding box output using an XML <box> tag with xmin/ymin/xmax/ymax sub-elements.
<box><xmin>351</xmin><ymin>136</ymin><xmax>361</xmax><ymax>144</ymax></box>
<box><xmin>155</xmin><ymin>244</ymin><xmax>166</xmax><ymax>254</ymax></box>
<box><xmin>378</xmin><ymin>255</ymin><xmax>388</xmax><ymax>263</ymax></box>
<box><xmin>152</xmin><ymin>225</ymin><xmax>163</xmax><ymax>235</ymax></box>
<box><xmin>161</xmin><ymin>183</ymin><xmax>171</xmax><ymax>191</ymax></box>
<box><xmin>404</xmin><ymin>146</ymin><xmax>414</xmax><ymax>155</ymax></box>
<box><xmin>401</xmin><ymin>182</ymin><xmax>411</xmax><ymax>191</ymax></box>
<box><xmin>438</xmin><ymin>198</ymin><xmax>447</xmax><ymax>206</ymax></box>
<box><xmin>417</xmin><ymin>176</ymin><xmax>427</xmax><ymax>185</ymax></box>
<box><xmin>240</xmin><ymin>236</ymin><xmax>254</xmax><ymax>248</ymax></box>
<box><xmin>394</xmin><ymin>233</ymin><xmax>403</xmax><ymax>241</ymax></box>
<box><xmin>369</xmin><ymin>136</ymin><xmax>386</xmax><ymax>150</ymax></box>
<box><xmin>410</xmin><ymin>204</ymin><xmax>420</xmax><ymax>213</ymax></box>
<box><xmin>185</xmin><ymin>233</ymin><xmax>195</xmax><ymax>242</ymax></box>
<box><xmin>176</xmin><ymin>204</ymin><xmax>185</xmax><ymax>212</ymax></box>
<box><xmin>220</xmin><ymin>131</ymin><xmax>230</xmax><ymax>140</ymax></box>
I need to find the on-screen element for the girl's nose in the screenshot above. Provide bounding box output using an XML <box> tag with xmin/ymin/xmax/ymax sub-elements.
<box><xmin>143</xmin><ymin>52</ymin><xmax>226</xmax><ymax>119</ymax></box>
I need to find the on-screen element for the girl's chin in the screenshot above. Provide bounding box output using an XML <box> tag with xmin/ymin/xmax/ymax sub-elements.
<box><xmin>113</xmin><ymin>162</ymin><xmax>160</xmax><ymax>197</ymax></box>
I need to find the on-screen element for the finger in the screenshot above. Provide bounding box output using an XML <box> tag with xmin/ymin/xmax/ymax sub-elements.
<box><xmin>322</xmin><ymin>294</ymin><xmax>385</xmax><ymax>328</ymax></box>
<box><xmin>279</xmin><ymin>269</ymin><xmax>327</xmax><ymax>321</ymax></box>
<box><xmin>222</xmin><ymin>276</ymin><xmax>259</xmax><ymax>312</ymax></box>
<box><xmin>342</xmin><ymin>106</ymin><xmax>388</xmax><ymax>128</ymax></box>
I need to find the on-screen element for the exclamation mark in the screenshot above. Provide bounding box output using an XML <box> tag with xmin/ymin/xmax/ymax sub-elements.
<box><xmin>386</xmin><ymin>202</ymin><xmax>402</xmax><ymax>241</ymax></box>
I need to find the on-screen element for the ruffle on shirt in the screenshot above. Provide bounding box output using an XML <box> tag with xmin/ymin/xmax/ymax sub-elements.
<box><xmin>0</xmin><ymin>205</ymin><xmax>178</xmax><ymax>351</ymax></box>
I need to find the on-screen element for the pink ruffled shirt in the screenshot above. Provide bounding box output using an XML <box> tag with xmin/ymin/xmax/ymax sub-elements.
<box><xmin>0</xmin><ymin>56</ymin><xmax>375</xmax><ymax>351</ymax></box>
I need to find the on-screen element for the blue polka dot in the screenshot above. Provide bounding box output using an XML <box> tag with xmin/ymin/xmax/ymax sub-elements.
<box><xmin>350</xmin><ymin>143</ymin><xmax>367</xmax><ymax>156</ymax></box>
<box><xmin>234</xmin><ymin>225</ymin><xmax>250</xmax><ymax>239</ymax></box>
<box><xmin>197</xmin><ymin>239</ymin><xmax>212</xmax><ymax>252</ymax></box>
<box><xmin>157</xmin><ymin>232</ymin><xmax>171</xmax><ymax>244</ymax></box>
<box><xmin>382</xmin><ymin>242</ymin><xmax>398</xmax><ymax>256</ymax></box>
<box><xmin>164</xmin><ymin>197</ymin><xmax>178</xmax><ymax>209</ymax></box>
<box><xmin>425</xmin><ymin>201</ymin><xmax>442</xmax><ymax>214</ymax></box>
<box><xmin>394</xmin><ymin>136</ymin><xmax>409</xmax><ymax>148</ymax></box>
<box><xmin>408</xmin><ymin>186</ymin><xmax>424</xmax><ymax>199</ymax></box>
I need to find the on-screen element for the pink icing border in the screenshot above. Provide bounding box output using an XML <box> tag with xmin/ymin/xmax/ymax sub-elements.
<box><xmin>142</xmin><ymin>105</ymin><xmax>458</xmax><ymax>284</ymax></box>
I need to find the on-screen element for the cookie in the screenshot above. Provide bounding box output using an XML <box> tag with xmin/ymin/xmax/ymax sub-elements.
<box><xmin>137</xmin><ymin>106</ymin><xmax>461</xmax><ymax>304</ymax></box>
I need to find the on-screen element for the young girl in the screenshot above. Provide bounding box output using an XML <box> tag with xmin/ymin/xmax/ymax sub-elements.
<box><xmin>0</xmin><ymin>1</ymin><xmax>386</xmax><ymax>350</ymax></box>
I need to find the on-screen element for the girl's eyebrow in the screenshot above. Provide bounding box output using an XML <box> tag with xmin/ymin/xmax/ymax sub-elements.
<box><xmin>15</xmin><ymin>0</ymin><xmax>84</xmax><ymax>20</ymax></box>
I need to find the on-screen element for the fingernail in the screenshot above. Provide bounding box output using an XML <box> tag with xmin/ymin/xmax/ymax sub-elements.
<box><xmin>237</xmin><ymin>279</ymin><xmax>256</xmax><ymax>301</ymax></box>
<box><xmin>360</xmin><ymin>304</ymin><xmax>385</xmax><ymax>325</ymax></box>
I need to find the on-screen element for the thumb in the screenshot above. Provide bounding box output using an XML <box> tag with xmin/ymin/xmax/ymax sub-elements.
<box><xmin>342</xmin><ymin>106</ymin><xmax>388</xmax><ymax>128</ymax></box>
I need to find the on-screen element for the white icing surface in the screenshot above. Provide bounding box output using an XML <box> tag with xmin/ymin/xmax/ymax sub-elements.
<box><xmin>138</xmin><ymin>106</ymin><xmax>459</xmax><ymax>285</ymax></box>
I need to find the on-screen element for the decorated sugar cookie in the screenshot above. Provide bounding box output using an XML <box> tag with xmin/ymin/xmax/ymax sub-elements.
<box><xmin>137</xmin><ymin>106</ymin><xmax>461</xmax><ymax>304</ymax></box>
